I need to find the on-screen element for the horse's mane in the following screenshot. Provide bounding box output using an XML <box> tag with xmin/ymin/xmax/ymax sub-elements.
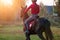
<box><xmin>20</xmin><ymin>6</ymin><xmax>29</xmax><ymax>21</ymax></box>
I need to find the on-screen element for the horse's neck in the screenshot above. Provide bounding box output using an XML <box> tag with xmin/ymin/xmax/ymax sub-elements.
<box><xmin>23</xmin><ymin>14</ymin><xmax>29</xmax><ymax>21</ymax></box>
<box><xmin>20</xmin><ymin>6</ymin><xmax>29</xmax><ymax>21</ymax></box>
<box><xmin>21</xmin><ymin>12</ymin><xmax>29</xmax><ymax>21</ymax></box>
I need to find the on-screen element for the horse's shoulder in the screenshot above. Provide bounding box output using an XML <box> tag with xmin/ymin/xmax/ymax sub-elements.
<box><xmin>39</xmin><ymin>17</ymin><xmax>48</xmax><ymax>21</ymax></box>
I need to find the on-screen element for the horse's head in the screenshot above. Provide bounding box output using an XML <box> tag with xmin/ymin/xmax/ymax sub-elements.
<box><xmin>20</xmin><ymin>6</ymin><xmax>29</xmax><ymax>21</ymax></box>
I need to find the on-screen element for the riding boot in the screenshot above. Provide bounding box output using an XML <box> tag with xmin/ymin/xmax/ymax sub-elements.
<box><xmin>25</xmin><ymin>24</ymin><xmax>29</xmax><ymax>34</ymax></box>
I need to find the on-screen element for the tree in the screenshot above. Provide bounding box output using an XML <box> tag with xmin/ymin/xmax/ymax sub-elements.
<box><xmin>56</xmin><ymin>0</ymin><xmax>60</xmax><ymax>17</ymax></box>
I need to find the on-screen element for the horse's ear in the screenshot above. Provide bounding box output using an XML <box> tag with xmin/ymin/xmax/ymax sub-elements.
<box><xmin>20</xmin><ymin>7</ymin><xmax>24</xmax><ymax>18</ymax></box>
<box><xmin>23</xmin><ymin>5</ymin><xmax>27</xmax><ymax>10</ymax></box>
<box><xmin>25</xmin><ymin>5</ymin><xmax>27</xmax><ymax>8</ymax></box>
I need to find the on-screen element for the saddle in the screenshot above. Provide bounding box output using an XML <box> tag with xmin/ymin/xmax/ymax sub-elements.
<box><xmin>23</xmin><ymin>16</ymin><xmax>39</xmax><ymax>31</ymax></box>
<box><xmin>23</xmin><ymin>20</ymin><xmax>36</xmax><ymax>31</ymax></box>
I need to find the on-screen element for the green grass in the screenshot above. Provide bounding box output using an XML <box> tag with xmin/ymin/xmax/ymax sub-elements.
<box><xmin>51</xmin><ymin>27</ymin><xmax>60</xmax><ymax>40</ymax></box>
<box><xmin>0</xmin><ymin>25</ymin><xmax>60</xmax><ymax>40</ymax></box>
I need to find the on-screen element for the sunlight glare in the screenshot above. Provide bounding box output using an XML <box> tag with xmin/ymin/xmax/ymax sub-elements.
<box><xmin>0</xmin><ymin>0</ymin><xmax>13</xmax><ymax>6</ymax></box>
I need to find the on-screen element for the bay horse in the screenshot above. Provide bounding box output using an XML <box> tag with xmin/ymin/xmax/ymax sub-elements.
<box><xmin>20</xmin><ymin>6</ymin><xmax>53</xmax><ymax>40</ymax></box>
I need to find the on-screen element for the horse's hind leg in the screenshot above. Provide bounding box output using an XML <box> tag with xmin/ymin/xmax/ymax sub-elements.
<box><xmin>37</xmin><ymin>31</ymin><xmax>46</xmax><ymax>40</ymax></box>
<box><xmin>45</xmin><ymin>27</ymin><xmax>54</xmax><ymax>40</ymax></box>
<box><xmin>45</xmin><ymin>31</ymin><xmax>49</xmax><ymax>40</ymax></box>
<box><xmin>25</xmin><ymin>32</ymin><xmax>30</xmax><ymax>40</ymax></box>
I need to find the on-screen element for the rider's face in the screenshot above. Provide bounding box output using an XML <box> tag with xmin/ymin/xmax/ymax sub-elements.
<box><xmin>32</xmin><ymin>0</ymin><xmax>37</xmax><ymax>3</ymax></box>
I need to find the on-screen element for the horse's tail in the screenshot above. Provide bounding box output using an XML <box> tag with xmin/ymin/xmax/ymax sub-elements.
<box><xmin>44</xmin><ymin>19</ymin><xmax>54</xmax><ymax>40</ymax></box>
<box><xmin>45</xmin><ymin>25</ymin><xmax>54</xmax><ymax>40</ymax></box>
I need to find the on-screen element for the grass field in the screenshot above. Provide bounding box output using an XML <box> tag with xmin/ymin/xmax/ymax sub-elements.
<box><xmin>0</xmin><ymin>25</ymin><xmax>60</xmax><ymax>40</ymax></box>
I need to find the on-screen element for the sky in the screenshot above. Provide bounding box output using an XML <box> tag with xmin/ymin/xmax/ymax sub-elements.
<box><xmin>26</xmin><ymin>0</ymin><xmax>55</xmax><ymax>7</ymax></box>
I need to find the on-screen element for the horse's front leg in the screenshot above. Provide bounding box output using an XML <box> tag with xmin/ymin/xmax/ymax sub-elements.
<box><xmin>25</xmin><ymin>32</ymin><xmax>30</xmax><ymax>40</ymax></box>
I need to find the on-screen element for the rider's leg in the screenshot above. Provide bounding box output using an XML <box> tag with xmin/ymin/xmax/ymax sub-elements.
<box><xmin>24</xmin><ymin>14</ymin><xmax>37</xmax><ymax>33</ymax></box>
<box><xmin>25</xmin><ymin>32</ymin><xmax>30</xmax><ymax>40</ymax></box>
<box><xmin>24</xmin><ymin>15</ymin><xmax>33</xmax><ymax>33</ymax></box>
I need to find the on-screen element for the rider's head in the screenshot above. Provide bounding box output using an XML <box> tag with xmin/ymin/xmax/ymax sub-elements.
<box><xmin>32</xmin><ymin>0</ymin><xmax>37</xmax><ymax>3</ymax></box>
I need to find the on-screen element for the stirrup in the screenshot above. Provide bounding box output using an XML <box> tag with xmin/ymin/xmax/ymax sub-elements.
<box><xmin>25</xmin><ymin>30</ymin><xmax>29</xmax><ymax>33</ymax></box>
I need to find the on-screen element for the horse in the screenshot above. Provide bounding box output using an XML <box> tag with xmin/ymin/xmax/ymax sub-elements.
<box><xmin>20</xmin><ymin>6</ymin><xmax>53</xmax><ymax>40</ymax></box>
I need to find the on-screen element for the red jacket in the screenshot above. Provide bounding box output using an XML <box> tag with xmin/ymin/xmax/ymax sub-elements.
<box><xmin>24</xmin><ymin>2</ymin><xmax>40</xmax><ymax>14</ymax></box>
